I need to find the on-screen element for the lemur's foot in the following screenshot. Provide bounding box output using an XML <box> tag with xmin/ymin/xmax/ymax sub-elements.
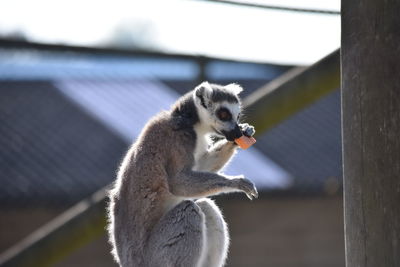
<box><xmin>232</xmin><ymin>176</ymin><xmax>258</xmax><ymax>200</ymax></box>
<box><xmin>239</xmin><ymin>123</ymin><xmax>256</xmax><ymax>137</ymax></box>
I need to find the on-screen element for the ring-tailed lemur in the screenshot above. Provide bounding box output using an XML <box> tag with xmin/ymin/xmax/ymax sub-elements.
<box><xmin>107</xmin><ymin>82</ymin><xmax>258</xmax><ymax>267</ymax></box>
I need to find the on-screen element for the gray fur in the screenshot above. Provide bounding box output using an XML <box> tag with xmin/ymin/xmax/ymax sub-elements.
<box><xmin>196</xmin><ymin>83</ymin><xmax>240</xmax><ymax>106</ymax></box>
<box><xmin>107</xmin><ymin>82</ymin><xmax>257</xmax><ymax>267</ymax></box>
<box><xmin>210</xmin><ymin>85</ymin><xmax>240</xmax><ymax>104</ymax></box>
<box><xmin>196</xmin><ymin>198</ymin><xmax>229</xmax><ymax>267</ymax></box>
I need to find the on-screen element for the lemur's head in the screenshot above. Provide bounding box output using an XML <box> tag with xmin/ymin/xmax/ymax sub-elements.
<box><xmin>193</xmin><ymin>82</ymin><xmax>243</xmax><ymax>141</ymax></box>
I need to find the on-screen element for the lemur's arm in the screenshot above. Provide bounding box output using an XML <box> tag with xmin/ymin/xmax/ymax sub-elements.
<box><xmin>194</xmin><ymin>140</ymin><xmax>237</xmax><ymax>172</ymax></box>
<box><xmin>194</xmin><ymin>123</ymin><xmax>256</xmax><ymax>172</ymax></box>
<box><xmin>168</xmin><ymin>169</ymin><xmax>258</xmax><ymax>200</ymax></box>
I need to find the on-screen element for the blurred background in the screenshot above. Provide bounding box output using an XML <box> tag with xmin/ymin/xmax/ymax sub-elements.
<box><xmin>0</xmin><ymin>0</ymin><xmax>343</xmax><ymax>266</ymax></box>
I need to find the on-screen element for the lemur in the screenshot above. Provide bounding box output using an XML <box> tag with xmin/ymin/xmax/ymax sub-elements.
<box><xmin>107</xmin><ymin>82</ymin><xmax>258</xmax><ymax>267</ymax></box>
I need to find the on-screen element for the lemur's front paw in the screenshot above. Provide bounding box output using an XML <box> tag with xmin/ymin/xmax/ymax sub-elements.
<box><xmin>232</xmin><ymin>176</ymin><xmax>258</xmax><ymax>200</ymax></box>
<box><xmin>239</xmin><ymin>123</ymin><xmax>256</xmax><ymax>137</ymax></box>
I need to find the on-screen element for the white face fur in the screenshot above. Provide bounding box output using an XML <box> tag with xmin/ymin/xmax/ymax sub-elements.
<box><xmin>193</xmin><ymin>82</ymin><xmax>242</xmax><ymax>137</ymax></box>
<box><xmin>211</xmin><ymin>101</ymin><xmax>241</xmax><ymax>134</ymax></box>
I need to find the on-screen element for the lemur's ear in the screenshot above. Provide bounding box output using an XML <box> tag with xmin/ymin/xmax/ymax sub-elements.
<box><xmin>194</xmin><ymin>81</ymin><xmax>213</xmax><ymax>109</ymax></box>
<box><xmin>225</xmin><ymin>83</ymin><xmax>243</xmax><ymax>95</ymax></box>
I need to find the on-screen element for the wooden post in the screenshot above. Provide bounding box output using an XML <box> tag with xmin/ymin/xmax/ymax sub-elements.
<box><xmin>341</xmin><ymin>1</ymin><xmax>400</xmax><ymax>266</ymax></box>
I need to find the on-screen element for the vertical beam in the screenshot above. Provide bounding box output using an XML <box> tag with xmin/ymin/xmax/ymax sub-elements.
<box><xmin>341</xmin><ymin>1</ymin><xmax>400</xmax><ymax>266</ymax></box>
<box><xmin>197</xmin><ymin>56</ymin><xmax>208</xmax><ymax>84</ymax></box>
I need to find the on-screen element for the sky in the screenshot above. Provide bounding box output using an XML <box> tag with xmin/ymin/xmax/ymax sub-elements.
<box><xmin>0</xmin><ymin>0</ymin><xmax>340</xmax><ymax>65</ymax></box>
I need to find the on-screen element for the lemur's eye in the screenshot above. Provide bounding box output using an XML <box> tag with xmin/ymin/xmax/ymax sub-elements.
<box><xmin>217</xmin><ymin>108</ymin><xmax>232</xmax><ymax>121</ymax></box>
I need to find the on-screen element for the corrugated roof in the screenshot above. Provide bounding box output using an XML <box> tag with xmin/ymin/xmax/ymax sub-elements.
<box><xmin>0</xmin><ymin>81</ymin><xmax>127</xmax><ymax>205</ymax></box>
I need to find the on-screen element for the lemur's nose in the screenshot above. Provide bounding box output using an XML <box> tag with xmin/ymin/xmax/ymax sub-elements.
<box><xmin>232</xmin><ymin>124</ymin><xmax>243</xmax><ymax>139</ymax></box>
<box><xmin>222</xmin><ymin>124</ymin><xmax>243</xmax><ymax>141</ymax></box>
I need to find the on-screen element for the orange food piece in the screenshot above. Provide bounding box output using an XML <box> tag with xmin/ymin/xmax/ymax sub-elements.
<box><xmin>235</xmin><ymin>135</ymin><xmax>256</xmax><ymax>150</ymax></box>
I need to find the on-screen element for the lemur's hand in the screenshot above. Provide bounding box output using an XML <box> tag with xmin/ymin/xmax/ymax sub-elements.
<box><xmin>239</xmin><ymin>123</ymin><xmax>256</xmax><ymax>137</ymax></box>
<box><xmin>231</xmin><ymin>176</ymin><xmax>258</xmax><ymax>200</ymax></box>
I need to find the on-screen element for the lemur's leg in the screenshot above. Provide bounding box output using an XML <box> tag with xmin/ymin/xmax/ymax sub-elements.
<box><xmin>145</xmin><ymin>200</ymin><xmax>207</xmax><ymax>267</ymax></box>
<box><xmin>194</xmin><ymin>140</ymin><xmax>237</xmax><ymax>172</ymax></box>
<box><xmin>168</xmin><ymin>169</ymin><xmax>258</xmax><ymax>200</ymax></box>
<box><xmin>196</xmin><ymin>198</ymin><xmax>229</xmax><ymax>267</ymax></box>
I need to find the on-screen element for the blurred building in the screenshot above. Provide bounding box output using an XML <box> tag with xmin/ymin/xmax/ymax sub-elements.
<box><xmin>0</xmin><ymin>42</ymin><xmax>344</xmax><ymax>267</ymax></box>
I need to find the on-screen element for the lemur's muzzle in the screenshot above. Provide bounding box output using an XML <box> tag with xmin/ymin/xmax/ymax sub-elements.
<box><xmin>222</xmin><ymin>124</ymin><xmax>243</xmax><ymax>142</ymax></box>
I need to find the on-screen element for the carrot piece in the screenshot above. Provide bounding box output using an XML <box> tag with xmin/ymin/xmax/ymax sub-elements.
<box><xmin>235</xmin><ymin>135</ymin><xmax>256</xmax><ymax>150</ymax></box>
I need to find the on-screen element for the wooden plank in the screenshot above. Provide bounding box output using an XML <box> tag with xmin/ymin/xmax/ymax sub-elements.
<box><xmin>341</xmin><ymin>0</ymin><xmax>400</xmax><ymax>266</ymax></box>
<box><xmin>0</xmin><ymin>190</ymin><xmax>107</xmax><ymax>267</ymax></box>
<box><xmin>243</xmin><ymin>49</ymin><xmax>340</xmax><ymax>136</ymax></box>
